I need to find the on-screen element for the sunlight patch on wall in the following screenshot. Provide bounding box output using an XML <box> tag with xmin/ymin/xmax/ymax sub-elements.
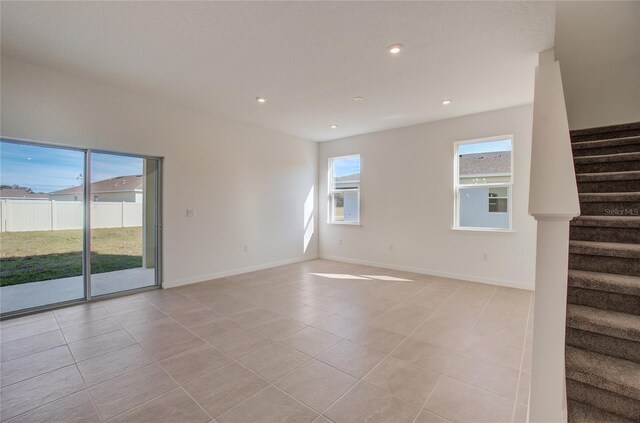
<box><xmin>303</xmin><ymin>185</ymin><xmax>314</xmax><ymax>253</ymax></box>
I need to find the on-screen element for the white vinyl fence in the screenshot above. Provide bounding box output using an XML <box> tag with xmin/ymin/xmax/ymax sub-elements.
<box><xmin>0</xmin><ymin>199</ymin><xmax>142</xmax><ymax>232</ymax></box>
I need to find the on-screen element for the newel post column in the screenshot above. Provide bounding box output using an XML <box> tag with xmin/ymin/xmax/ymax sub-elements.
<box><xmin>527</xmin><ymin>48</ymin><xmax>580</xmax><ymax>423</ymax></box>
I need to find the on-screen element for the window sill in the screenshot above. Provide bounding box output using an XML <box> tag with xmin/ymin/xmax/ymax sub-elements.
<box><xmin>451</xmin><ymin>227</ymin><xmax>514</xmax><ymax>233</ymax></box>
<box><xmin>328</xmin><ymin>221</ymin><xmax>362</xmax><ymax>226</ymax></box>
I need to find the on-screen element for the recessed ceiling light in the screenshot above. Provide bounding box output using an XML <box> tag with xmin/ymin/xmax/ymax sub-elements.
<box><xmin>387</xmin><ymin>44</ymin><xmax>404</xmax><ymax>54</ymax></box>
<box><xmin>330</xmin><ymin>124</ymin><xmax>338</xmax><ymax>129</ymax></box>
<box><xmin>256</xmin><ymin>97</ymin><xmax>266</xmax><ymax>103</ymax></box>
<box><xmin>353</xmin><ymin>96</ymin><xmax>364</xmax><ymax>102</ymax></box>
<box><xmin>441</xmin><ymin>99</ymin><xmax>452</xmax><ymax>105</ymax></box>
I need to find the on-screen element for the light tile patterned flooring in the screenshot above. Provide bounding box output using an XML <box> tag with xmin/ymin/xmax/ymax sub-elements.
<box><xmin>0</xmin><ymin>259</ymin><xmax>533</xmax><ymax>422</ymax></box>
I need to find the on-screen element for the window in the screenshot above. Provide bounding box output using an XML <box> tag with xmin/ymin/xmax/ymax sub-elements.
<box><xmin>328</xmin><ymin>154</ymin><xmax>360</xmax><ymax>224</ymax></box>
<box><xmin>488</xmin><ymin>187</ymin><xmax>508</xmax><ymax>213</ymax></box>
<box><xmin>454</xmin><ymin>136</ymin><xmax>513</xmax><ymax>230</ymax></box>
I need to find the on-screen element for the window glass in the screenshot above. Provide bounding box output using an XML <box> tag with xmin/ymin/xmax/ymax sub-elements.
<box><xmin>329</xmin><ymin>155</ymin><xmax>360</xmax><ymax>224</ymax></box>
<box><xmin>456</xmin><ymin>138</ymin><xmax>512</xmax><ymax>230</ymax></box>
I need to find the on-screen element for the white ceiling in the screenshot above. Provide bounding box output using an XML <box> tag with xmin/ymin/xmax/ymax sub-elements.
<box><xmin>1</xmin><ymin>1</ymin><xmax>556</xmax><ymax>141</ymax></box>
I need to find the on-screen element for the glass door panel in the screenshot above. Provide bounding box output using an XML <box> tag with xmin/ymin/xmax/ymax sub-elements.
<box><xmin>0</xmin><ymin>140</ymin><xmax>86</xmax><ymax>314</ymax></box>
<box><xmin>89</xmin><ymin>152</ymin><xmax>158</xmax><ymax>296</ymax></box>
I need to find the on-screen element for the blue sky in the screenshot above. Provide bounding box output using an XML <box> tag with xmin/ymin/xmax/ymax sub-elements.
<box><xmin>459</xmin><ymin>139</ymin><xmax>511</xmax><ymax>155</ymax></box>
<box><xmin>333</xmin><ymin>156</ymin><xmax>360</xmax><ymax>177</ymax></box>
<box><xmin>90</xmin><ymin>152</ymin><xmax>142</xmax><ymax>183</ymax></box>
<box><xmin>1</xmin><ymin>140</ymin><xmax>142</xmax><ymax>193</ymax></box>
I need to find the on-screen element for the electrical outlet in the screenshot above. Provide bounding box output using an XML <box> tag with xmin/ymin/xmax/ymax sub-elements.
<box><xmin>186</xmin><ymin>209</ymin><xmax>195</xmax><ymax>218</ymax></box>
<box><xmin>244</xmin><ymin>244</ymin><xmax>249</xmax><ymax>253</ymax></box>
<box><xmin>338</xmin><ymin>239</ymin><xmax>343</xmax><ymax>246</ymax></box>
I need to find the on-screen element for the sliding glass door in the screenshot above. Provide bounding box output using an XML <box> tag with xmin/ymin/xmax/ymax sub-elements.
<box><xmin>0</xmin><ymin>139</ymin><xmax>162</xmax><ymax>316</ymax></box>
<box><xmin>89</xmin><ymin>152</ymin><xmax>160</xmax><ymax>297</ymax></box>
<box><xmin>0</xmin><ymin>141</ymin><xmax>86</xmax><ymax>313</ymax></box>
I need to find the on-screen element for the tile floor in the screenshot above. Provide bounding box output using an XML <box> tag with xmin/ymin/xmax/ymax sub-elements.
<box><xmin>0</xmin><ymin>259</ymin><xmax>533</xmax><ymax>422</ymax></box>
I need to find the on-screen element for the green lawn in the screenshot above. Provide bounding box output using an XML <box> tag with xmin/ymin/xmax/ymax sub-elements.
<box><xmin>0</xmin><ymin>227</ymin><xmax>142</xmax><ymax>286</ymax></box>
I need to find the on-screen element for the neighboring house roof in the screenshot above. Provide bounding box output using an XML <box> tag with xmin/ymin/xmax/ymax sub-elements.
<box><xmin>0</xmin><ymin>188</ymin><xmax>49</xmax><ymax>199</ymax></box>
<box><xmin>459</xmin><ymin>151</ymin><xmax>511</xmax><ymax>175</ymax></box>
<box><xmin>49</xmin><ymin>175</ymin><xmax>143</xmax><ymax>195</ymax></box>
<box><xmin>335</xmin><ymin>173</ymin><xmax>360</xmax><ymax>183</ymax></box>
<box><xmin>335</xmin><ymin>173</ymin><xmax>360</xmax><ymax>188</ymax></box>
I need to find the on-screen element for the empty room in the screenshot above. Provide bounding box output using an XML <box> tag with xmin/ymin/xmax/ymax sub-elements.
<box><xmin>0</xmin><ymin>1</ymin><xmax>638</xmax><ymax>422</ymax></box>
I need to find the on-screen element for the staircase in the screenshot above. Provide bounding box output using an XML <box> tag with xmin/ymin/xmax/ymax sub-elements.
<box><xmin>566</xmin><ymin>122</ymin><xmax>640</xmax><ymax>423</ymax></box>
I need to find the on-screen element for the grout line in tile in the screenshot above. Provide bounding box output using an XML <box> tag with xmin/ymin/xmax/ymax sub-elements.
<box><xmin>0</xmin><ymin>347</ymin><xmax>75</xmax><ymax>391</ymax></box>
<box><xmin>50</xmin><ymin>305</ymin><xmax>107</xmax><ymax>422</ymax></box>
<box><xmin>315</xmin><ymin>278</ymin><xmax>466</xmax><ymax>420</ymax></box>
<box><xmin>130</xmin><ymin>338</ymin><xmax>215</xmax><ymax>422</ymax></box>
<box><xmin>140</xmin><ymin>280</ymin><xmax>377</xmax><ymax>420</ymax></box>
<box><xmin>212</xmin><ymin>383</ymin><xmax>277</xmax><ymax>421</ymax></box>
<box><xmin>135</xmin><ymin>303</ymin><xmax>307</xmax><ymax>418</ymax></box>
<box><xmin>1</xmin><ymin>263</ymin><xmax>532</xmax><ymax>423</ymax></box>
<box><xmin>0</xmin><ymin>366</ymin><xmax>94</xmax><ymax>423</ymax></box>
<box><xmin>411</xmin><ymin>285</ymin><xmax>499</xmax><ymax>423</ymax></box>
<box><xmin>66</xmin><ymin>331</ymin><xmax>136</xmax><ymax>364</ymax></box>
<box><xmin>0</xmin><ymin>326</ymin><xmax>63</xmax><ymax>347</ymax></box>
<box><xmin>0</xmin><ymin>330</ymin><xmax>66</xmax><ymax>365</ymax></box>
<box><xmin>0</xmin><ymin>311</ymin><xmax>101</xmax><ymax>422</ymax></box>
<box><xmin>510</xmin><ymin>292</ymin><xmax>534</xmax><ymax>423</ymax></box>
<box><xmin>62</xmin><ymin>321</ymin><xmax>126</xmax><ymax>347</ymax></box>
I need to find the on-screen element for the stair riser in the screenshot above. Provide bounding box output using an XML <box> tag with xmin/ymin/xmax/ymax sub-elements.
<box><xmin>566</xmin><ymin>328</ymin><xmax>640</xmax><ymax>364</ymax></box>
<box><xmin>566</xmin><ymin>379</ymin><xmax>640</xmax><ymax>421</ymax></box>
<box><xmin>574</xmin><ymin>160</ymin><xmax>640</xmax><ymax>174</ymax></box>
<box><xmin>572</xmin><ymin>143</ymin><xmax>640</xmax><ymax>157</ymax></box>
<box><xmin>578</xmin><ymin>180</ymin><xmax>640</xmax><ymax>193</ymax></box>
<box><xmin>572</xmin><ymin>128</ymin><xmax>640</xmax><ymax>143</ymax></box>
<box><xmin>569</xmin><ymin>254</ymin><xmax>640</xmax><ymax>277</ymax></box>
<box><xmin>568</xmin><ymin>400</ymin><xmax>637</xmax><ymax>423</ymax></box>
<box><xmin>570</xmin><ymin>226</ymin><xmax>640</xmax><ymax>243</ymax></box>
<box><xmin>579</xmin><ymin>202</ymin><xmax>640</xmax><ymax>216</ymax></box>
<box><xmin>568</xmin><ymin>287</ymin><xmax>640</xmax><ymax>316</ymax></box>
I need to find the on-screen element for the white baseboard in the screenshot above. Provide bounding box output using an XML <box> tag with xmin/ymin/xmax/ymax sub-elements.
<box><xmin>162</xmin><ymin>255</ymin><xmax>318</xmax><ymax>289</ymax></box>
<box><xmin>319</xmin><ymin>254</ymin><xmax>534</xmax><ymax>291</ymax></box>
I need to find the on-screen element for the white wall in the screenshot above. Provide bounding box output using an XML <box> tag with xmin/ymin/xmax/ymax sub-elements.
<box><xmin>555</xmin><ymin>1</ymin><xmax>640</xmax><ymax>130</ymax></box>
<box><xmin>319</xmin><ymin>105</ymin><xmax>537</xmax><ymax>289</ymax></box>
<box><xmin>1</xmin><ymin>57</ymin><xmax>319</xmax><ymax>287</ymax></box>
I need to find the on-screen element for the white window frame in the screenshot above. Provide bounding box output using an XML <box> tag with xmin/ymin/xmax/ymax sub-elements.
<box><xmin>328</xmin><ymin>154</ymin><xmax>361</xmax><ymax>225</ymax></box>
<box><xmin>453</xmin><ymin>135</ymin><xmax>514</xmax><ymax>232</ymax></box>
<box><xmin>488</xmin><ymin>186</ymin><xmax>509</xmax><ymax>213</ymax></box>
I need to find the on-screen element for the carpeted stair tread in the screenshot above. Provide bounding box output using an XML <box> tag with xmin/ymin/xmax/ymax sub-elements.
<box><xmin>567</xmin><ymin>400</ymin><xmax>636</xmax><ymax>423</ymax></box>
<box><xmin>571</xmin><ymin>216</ymin><xmax>640</xmax><ymax>228</ymax></box>
<box><xmin>566</xmin><ymin>346</ymin><xmax>640</xmax><ymax>400</ymax></box>
<box><xmin>567</xmin><ymin>304</ymin><xmax>640</xmax><ymax>343</ymax></box>
<box><xmin>574</xmin><ymin>152</ymin><xmax>640</xmax><ymax>164</ymax></box>
<box><xmin>576</xmin><ymin>170</ymin><xmax>640</xmax><ymax>182</ymax></box>
<box><xmin>567</xmin><ymin>328</ymin><xmax>640</xmax><ymax>364</ymax></box>
<box><xmin>570</xmin><ymin>240</ymin><xmax>640</xmax><ymax>259</ymax></box>
<box><xmin>572</xmin><ymin>136</ymin><xmax>640</xmax><ymax>150</ymax></box>
<box><xmin>571</xmin><ymin>122</ymin><xmax>640</xmax><ymax>142</ymax></box>
<box><xmin>566</xmin><ymin>379</ymin><xmax>640</xmax><ymax>421</ymax></box>
<box><xmin>571</xmin><ymin>122</ymin><xmax>640</xmax><ymax>137</ymax></box>
<box><xmin>579</xmin><ymin>192</ymin><xmax>640</xmax><ymax>203</ymax></box>
<box><xmin>568</xmin><ymin>270</ymin><xmax>640</xmax><ymax>297</ymax></box>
